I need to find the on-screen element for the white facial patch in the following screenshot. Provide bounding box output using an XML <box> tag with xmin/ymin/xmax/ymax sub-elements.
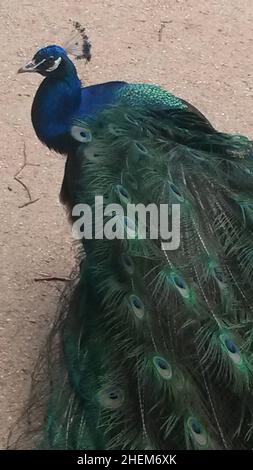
<box><xmin>34</xmin><ymin>58</ymin><xmax>47</xmax><ymax>68</ymax></box>
<box><xmin>46</xmin><ymin>56</ymin><xmax>62</xmax><ymax>72</ymax></box>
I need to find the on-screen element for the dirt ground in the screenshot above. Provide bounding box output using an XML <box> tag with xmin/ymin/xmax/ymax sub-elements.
<box><xmin>0</xmin><ymin>0</ymin><xmax>253</xmax><ymax>449</ymax></box>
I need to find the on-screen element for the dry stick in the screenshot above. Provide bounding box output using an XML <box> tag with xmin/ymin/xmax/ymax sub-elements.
<box><xmin>14</xmin><ymin>142</ymin><xmax>40</xmax><ymax>208</ymax></box>
<box><xmin>14</xmin><ymin>177</ymin><xmax>32</xmax><ymax>200</ymax></box>
<box><xmin>19</xmin><ymin>198</ymin><xmax>40</xmax><ymax>209</ymax></box>
<box><xmin>34</xmin><ymin>275</ymin><xmax>72</xmax><ymax>282</ymax></box>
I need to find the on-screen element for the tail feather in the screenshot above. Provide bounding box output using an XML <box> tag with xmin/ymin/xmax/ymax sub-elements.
<box><xmin>11</xmin><ymin>105</ymin><xmax>253</xmax><ymax>449</ymax></box>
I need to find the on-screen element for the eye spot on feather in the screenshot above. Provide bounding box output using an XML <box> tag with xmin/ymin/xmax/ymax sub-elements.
<box><xmin>225</xmin><ymin>339</ymin><xmax>238</xmax><ymax>354</ymax></box>
<box><xmin>129</xmin><ymin>294</ymin><xmax>145</xmax><ymax>319</ymax></box>
<box><xmin>84</xmin><ymin>144</ymin><xmax>101</xmax><ymax>161</ymax></box>
<box><xmin>134</xmin><ymin>142</ymin><xmax>148</xmax><ymax>154</ymax></box>
<box><xmin>153</xmin><ymin>356</ymin><xmax>172</xmax><ymax>380</ymax></box>
<box><xmin>169</xmin><ymin>182</ymin><xmax>184</xmax><ymax>202</ymax></box>
<box><xmin>128</xmin><ymin>142</ymin><xmax>149</xmax><ymax>167</ymax></box>
<box><xmin>121</xmin><ymin>253</ymin><xmax>135</xmax><ymax>275</ymax></box>
<box><xmin>97</xmin><ymin>387</ymin><xmax>124</xmax><ymax>409</ymax></box>
<box><xmin>71</xmin><ymin>125</ymin><xmax>92</xmax><ymax>143</ymax></box>
<box><xmin>115</xmin><ymin>184</ymin><xmax>131</xmax><ymax>205</ymax></box>
<box><xmin>187</xmin><ymin>417</ymin><xmax>208</xmax><ymax>447</ymax></box>
<box><xmin>220</xmin><ymin>334</ymin><xmax>242</xmax><ymax>365</ymax></box>
<box><xmin>171</xmin><ymin>273</ymin><xmax>190</xmax><ymax>299</ymax></box>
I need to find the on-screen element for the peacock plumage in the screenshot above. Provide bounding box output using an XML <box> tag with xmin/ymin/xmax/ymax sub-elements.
<box><xmin>15</xmin><ymin>26</ymin><xmax>253</xmax><ymax>450</ymax></box>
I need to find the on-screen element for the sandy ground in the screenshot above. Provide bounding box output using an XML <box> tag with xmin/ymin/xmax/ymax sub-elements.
<box><xmin>0</xmin><ymin>0</ymin><xmax>253</xmax><ymax>448</ymax></box>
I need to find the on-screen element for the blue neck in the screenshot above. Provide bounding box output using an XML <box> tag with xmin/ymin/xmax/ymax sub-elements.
<box><xmin>32</xmin><ymin>61</ymin><xmax>81</xmax><ymax>154</ymax></box>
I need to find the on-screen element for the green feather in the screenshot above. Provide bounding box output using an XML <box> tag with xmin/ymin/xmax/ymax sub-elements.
<box><xmin>11</xmin><ymin>93</ymin><xmax>253</xmax><ymax>450</ymax></box>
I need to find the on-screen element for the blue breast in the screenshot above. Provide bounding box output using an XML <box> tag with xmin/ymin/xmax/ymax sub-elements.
<box><xmin>32</xmin><ymin>77</ymin><xmax>127</xmax><ymax>154</ymax></box>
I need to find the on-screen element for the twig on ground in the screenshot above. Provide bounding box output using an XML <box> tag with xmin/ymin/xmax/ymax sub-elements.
<box><xmin>19</xmin><ymin>198</ymin><xmax>40</xmax><ymax>209</ymax></box>
<box><xmin>14</xmin><ymin>143</ymin><xmax>40</xmax><ymax>208</ymax></box>
<box><xmin>34</xmin><ymin>275</ymin><xmax>72</xmax><ymax>282</ymax></box>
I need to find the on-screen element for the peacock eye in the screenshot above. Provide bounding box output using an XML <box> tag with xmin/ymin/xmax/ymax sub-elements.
<box><xmin>97</xmin><ymin>387</ymin><xmax>124</xmax><ymax>409</ymax></box>
<box><xmin>43</xmin><ymin>56</ymin><xmax>62</xmax><ymax>72</ymax></box>
<box><xmin>115</xmin><ymin>184</ymin><xmax>131</xmax><ymax>205</ymax></box>
<box><xmin>128</xmin><ymin>294</ymin><xmax>145</xmax><ymax>319</ymax></box>
<box><xmin>153</xmin><ymin>356</ymin><xmax>172</xmax><ymax>380</ymax></box>
<box><xmin>171</xmin><ymin>272</ymin><xmax>190</xmax><ymax>299</ymax></box>
<box><xmin>121</xmin><ymin>253</ymin><xmax>135</xmax><ymax>275</ymax></box>
<box><xmin>187</xmin><ymin>417</ymin><xmax>208</xmax><ymax>446</ymax></box>
<box><xmin>220</xmin><ymin>333</ymin><xmax>242</xmax><ymax>365</ymax></box>
<box><xmin>169</xmin><ymin>182</ymin><xmax>184</xmax><ymax>202</ymax></box>
<box><xmin>45</xmin><ymin>57</ymin><xmax>55</xmax><ymax>67</ymax></box>
<box><xmin>225</xmin><ymin>338</ymin><xmax>238</xmax><ymax>354</ymax></box>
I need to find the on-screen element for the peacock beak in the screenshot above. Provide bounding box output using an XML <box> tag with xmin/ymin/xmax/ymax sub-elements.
<box><xmin>18</xmin><ymin>60</ymin><xmax>38</xmax><ymax>74</ymax></box>
<box><xmin>17</xmin><ymin>58</ymin><xmax>45</xmax><ymax>74</ymax></box>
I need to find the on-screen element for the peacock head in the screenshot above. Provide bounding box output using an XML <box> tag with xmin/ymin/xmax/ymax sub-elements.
<box><xmin>18</xmin><ymin>22</ymin><xmax>91</xmax><ymax>78</ymax></box>
<box><xmin>18</xmin><ymin>45</ymin><xmax>71</xmax><ymax>77</ymax></box>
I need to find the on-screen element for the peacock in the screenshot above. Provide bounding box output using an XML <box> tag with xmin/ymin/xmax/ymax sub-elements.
<box><xmin>15</xmin><ymin>24</ymin><xmax>253</xmax><ymax>450</ymax></box>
